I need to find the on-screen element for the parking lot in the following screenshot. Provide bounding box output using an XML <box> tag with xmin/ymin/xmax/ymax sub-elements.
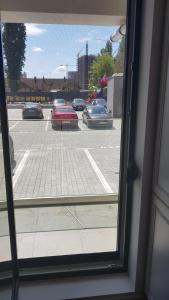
<box><xmin>0</xmin><ymin>108</ymin><xmax>121</xmax><ymax>258</ymax></box>
<box><xmin>8</xmin><ymin>108</ymin><xmax>121</xmax><ymax>200</ymax></box>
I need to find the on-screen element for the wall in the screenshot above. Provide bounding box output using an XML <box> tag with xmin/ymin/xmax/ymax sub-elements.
<box><xmin>146</xmin><ymin>2</ymin><xmax>169</xmax><ymax>298</ymax></box>
<box><xmin>0</xmin><ymin>0</ymin><xmax>126</xmax><ymax>25</ymax></box>
<box><xmin>107</xmin><ymin>74</ymin><xmax>123</xmax><ymax>118</ymax></box>
<box><xmin>128</xmin><ymin>0</ymin><xmax>166</xmax><ymax>293</ymax></box>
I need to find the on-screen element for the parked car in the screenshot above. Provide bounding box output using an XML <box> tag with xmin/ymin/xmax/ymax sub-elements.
<box><xmin>82</xmin><ymin>105</ymin><xmax>112</xmax><ymax>128</ymax></box>
<box><xmin>51</xmin><ymin>105</ymin><xmax>78</xmax><ymax>129</ymax></box>
<box><xmin>22</xmin><ymin>102</ymin><xmax>44</xmax><ymax>119</ymax></box>
<box><xmin>72</xmin><ymin>98</ymin><xmax>86</xmax><ymax>111</ymax></box>
<box><xmin>91</xmin><ymin>98</ymin><xmax>107</xmax><ymax>108</ymax></box>
<box><xmin>53</xmin><ymin>99</ymin><xmax>65</xmax><ymax>106</ymax></box>
<box><xmin>0</xmin><ymin>114</ymin><xmax>16</xmax><ymax>175</ymax></box>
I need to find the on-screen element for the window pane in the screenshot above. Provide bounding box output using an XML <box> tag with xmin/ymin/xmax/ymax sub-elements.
<box><xmin>2</xmin><ymin>18</ymin><xmax>126</xmax><ymax>259</ymax></box>
<box><xmin>0</xmin><ymin>113</ymin><xmax>11</xmax><ymax>262</ymax></box>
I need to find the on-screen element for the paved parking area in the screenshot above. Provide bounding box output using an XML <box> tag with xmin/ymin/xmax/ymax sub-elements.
<box><xmin>8</xmin><ymin>109</ymin><xmax>121</xmax><ymax>200</ymax></box>
<box><xmin>0</xmin><ymin>108</ymin><xmax>122</xmax><ymax>258</ymax></box>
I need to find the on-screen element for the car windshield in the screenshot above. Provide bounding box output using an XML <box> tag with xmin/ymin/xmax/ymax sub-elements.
<box><xmin>54</xmin><ymin>99</ymin><xmax>65</xmax><ymax>104</ymax></box>
<box><xmin>74</xmin><ymin>99</ymin><xmax>84</xmax><ymax>104</ymax></box>
<box><xmin>55</xmin><ymin>107</ymin><xmax>75</xmax><ymax>113</ymax></box>
<box><xmin>88</xmin><ymin>106</ymin><xmax>107</xmax><ymax>114</ymax></box>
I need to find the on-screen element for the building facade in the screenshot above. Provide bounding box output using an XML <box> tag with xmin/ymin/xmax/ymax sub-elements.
<box><xmin>77</xmin><ymin>55</ymin><xmax>96</xmax><ymax>90</ymax></box>
<box><xmin>67</xmin><ymin>71</ymin><xmax>78</xmax><ymax>82</ymax></box>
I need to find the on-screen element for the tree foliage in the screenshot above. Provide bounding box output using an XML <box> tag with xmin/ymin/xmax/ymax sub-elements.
<box><xmin>3</xmin><ymin>23</ymin><xmax>26</xmax><ymax>91</ymax></box>
<box><xmin>89</xmin><ymin>53</ymin><xmax>114</xmax><ymax>89</ymax></box>
<box><xmin>114</xmin><ymin>37</ymin><xmax>125</xmax><ymax>73</ymax></box>
<box><xmin>100</xmin><ymin>40</ymin><xmax>112</xmax><ymax>56</ymax></box>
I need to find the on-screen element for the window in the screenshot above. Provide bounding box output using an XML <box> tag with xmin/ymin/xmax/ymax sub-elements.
<box><xmin>0</xmin><ymin>0</ymin><xmax>140</xmax><ymax>280</ymax></box>
<box><xmin>0</xmin><ymin>113</ymin><xmax>11</xmax><ymax>264</ymax></box>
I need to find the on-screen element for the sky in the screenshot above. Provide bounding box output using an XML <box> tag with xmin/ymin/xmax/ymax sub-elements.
<box><xmin>24</xmin><ymin>24</ymin><xmax>119</xmax><ymax>79</ymax></box>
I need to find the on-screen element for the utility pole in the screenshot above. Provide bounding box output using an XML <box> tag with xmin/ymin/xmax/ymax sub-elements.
<box><xmin>85</xmin><ymin>41</ymin><xmax>88</xmax><ymax>90</ymax></box>
<box><xmin>77</xmin><ymin>46</ymin><xmax>85</xmax><ymax>88</ymax></box>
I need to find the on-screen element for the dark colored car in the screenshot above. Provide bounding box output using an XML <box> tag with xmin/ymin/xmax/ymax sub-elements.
<box><xmin>72</xmin><ymin>98</ymin><xmax>86</xmax><ymax>111</ymax></box>
<box><xmin>91</xmin><ymin>98</ymin><xmax>107</xmax><ymax>108</ymax></box>
<box><xmin>53</xmin><ymin>99</ymin><xmax>65</xmax><ymax>106</ymax></box>
<box><xmin>51</xmin><ymin>105</ymin><xmax>78</xmax><ymax>129</ymax></box>
<box><xmin>82</xmin><ymin>105</ymin><xmax>112</xmax><ymax>128</ymax></box>
<box><xmin>22</xmin><ymin>102</ymin><xmax>44</xmax><ymax>119</ymax></box>
<box><xmin>0</xmin><ymin>114</ymin><xmax>15</xmax><ymax>175</ymax></box>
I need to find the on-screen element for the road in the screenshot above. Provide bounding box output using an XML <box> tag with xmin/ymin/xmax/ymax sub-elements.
<box><xmin>7</xmin><ymin>109</ymin><xmax>121</xmax><ymax>200</ymax></box>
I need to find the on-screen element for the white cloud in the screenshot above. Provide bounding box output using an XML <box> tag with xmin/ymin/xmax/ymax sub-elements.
<box><xmin>26</xmin><ymin>24</ymin><xmax>46</xmax><ymax>36</ymax></box>
<box><xmin>32</xmin><ymin>47</ymin><xmax>44</xmax><ymax>52</ymax></box>
<box><xmin>54</xmin><ymin>65</ymin><xmax>67</xmax><ymax>72</ymax></box>
<box><xmin>53</xmin><ymin>65</ymin><xmax>67</xmax><ymax>77</ymax></box>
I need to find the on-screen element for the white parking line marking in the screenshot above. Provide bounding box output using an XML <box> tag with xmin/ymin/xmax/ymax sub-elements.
<box><xmin>9</xmin><ymin>121</ymin><xmax>20</xmax><ymax>130</ymax></box>
<box><xmin>45</xmin><ymin>117</ymin><xmax>49</xmax><ymax>132</ymax></box>
<box><xmin>84</xmin><ymin>149</ymin><xmax>113</xmax><ymax>193</ymax></box>
<box><xmin>13</xmin><ymin>150</ymin><xmax>30</xmax><ymax>188</ymax></box>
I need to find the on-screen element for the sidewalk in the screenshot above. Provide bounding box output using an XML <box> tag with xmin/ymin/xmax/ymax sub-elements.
<box><xmin>17</xmin><ymin>227</ymin><xmax>117</xmax><ymax>258</ymax></box>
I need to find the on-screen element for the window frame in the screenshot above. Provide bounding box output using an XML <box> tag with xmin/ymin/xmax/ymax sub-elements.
<box><xmin>0</xmin><ymin>0</ymin><xmax>142</xmax><ymax>283</ymax></box>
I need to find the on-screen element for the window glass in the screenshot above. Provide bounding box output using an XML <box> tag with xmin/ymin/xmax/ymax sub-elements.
<box><xmin>0</xmin><ymin>113</ymin><xmax>11</xmax><ymax>262</ymax></box>
<box><xmin>1</xmin><ymin>20</ymin><xmax>126</xmax><ymax>259</ymax></box>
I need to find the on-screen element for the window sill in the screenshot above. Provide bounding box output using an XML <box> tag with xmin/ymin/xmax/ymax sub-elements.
<box><xmin>18</xmin><ymin>273</ymin><xmax>135</xmax><ymax>300</ymax></box>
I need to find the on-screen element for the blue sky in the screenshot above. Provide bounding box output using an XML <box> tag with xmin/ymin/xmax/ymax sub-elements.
<box><xmin>24</xmin><ymin>24</ymin><xmax>119</xmax><ymax>78</ymax></box>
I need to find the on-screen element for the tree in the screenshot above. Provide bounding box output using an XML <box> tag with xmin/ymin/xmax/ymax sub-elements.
<box><xmin>100</xmin><ymin>40</ymin><xmax>112</xmax><ymax>56</ymax></box>
<box><xmin>114</xmin><ymin>37</ymin><xmax>125</xmax><ymax>73</ymax></box>
<box><xmin>89</xmin><ymin>53</ymin><xmax>114</xmax><ymax>89</ymax></box>
<box><xmin>3</xmin><ymin>23</ymin><xmax>26</xmax><ymax>91</ymax></box>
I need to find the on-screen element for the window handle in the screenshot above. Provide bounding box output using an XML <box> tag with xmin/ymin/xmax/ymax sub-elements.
<box><xmin>126</xmin><ymin>161</ymin><xmax>139</xmax><ymax>184</ymax></box>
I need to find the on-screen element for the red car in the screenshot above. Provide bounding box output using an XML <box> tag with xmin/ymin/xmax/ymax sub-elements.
<box><xmin>51</xmin><ymin>105</ymin><xmax>78</xmax><ymax>129</ymax></box>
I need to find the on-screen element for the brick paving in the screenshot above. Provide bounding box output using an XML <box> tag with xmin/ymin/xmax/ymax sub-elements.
<box><xmin>7</xmin><ymin>109</ymin><xmax>121</xmax><ymax>200</ymax></box>
<box><xmin>0</xmin><ymin>109</ymin><xmax>122</xmax><ymax>258</ymax></box>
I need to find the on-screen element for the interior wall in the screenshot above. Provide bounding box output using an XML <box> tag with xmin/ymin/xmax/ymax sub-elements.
<box><xmin>128</xmin><ymin>0</ymin><xmax>166</xmax><ymax>292</ymax></box>
<box><xmin>0</xmin><ymin>0</ymin><xmax>126</xmax><ymax>25</ymax></box>
<box><xmin>146</xmin><ymin>1</ymin><xmax>169</xmax><ymax>298</ymax></box>
<box><xmin>0</xmin><ymin>0</ymin><xmax>126</xmax><ymax>15</ymax></box>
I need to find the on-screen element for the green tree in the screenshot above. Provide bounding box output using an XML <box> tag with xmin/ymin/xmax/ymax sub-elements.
<box><xmin>100</xmin><ymin>40</ymin><xmax>112</xmax><ymax>56</ymax></box>
<box><xmin>114</xmin><ymin>37</ymin><xmax>125</xmax><ymax>73</ymax></box>
<box><xmin>3</xmin><ymin>23</ymin><xmax>26</xmax><ymax>91</ymax></box>
<box><xmin>89</xmin><ymin>53</ymin><xmax>114</xmax><ymax>88</ymax></box>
